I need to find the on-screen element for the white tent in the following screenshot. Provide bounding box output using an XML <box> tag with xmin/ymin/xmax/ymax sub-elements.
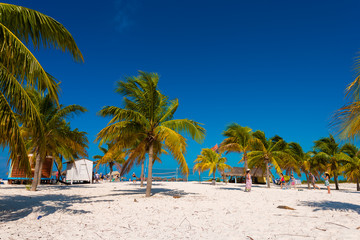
<box><xmin>65</xmin><ymin>159</ymin><xmax>93</xmax><ymax>184</ymax></box>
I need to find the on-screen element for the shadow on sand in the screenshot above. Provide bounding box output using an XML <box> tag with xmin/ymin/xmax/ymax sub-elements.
<box><xmin>111</xmin><ymin>186</ymin><xmax>197</xmax><ymax>197</ymax></box>
<box><xmin>0</xmin><ymin>193</ymin><xmax>112</xmax><ymax>223</ymax></box>
<box><xmin>299</xmin><ymin>200</ymin><xmax>360</xmax><ymax>214</ymax></box>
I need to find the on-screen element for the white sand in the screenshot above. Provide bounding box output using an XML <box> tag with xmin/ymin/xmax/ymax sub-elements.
<box><xmin>1</xmin><ymin>181</ymin><xmax>360</xmax><ymax>240</ymax></box>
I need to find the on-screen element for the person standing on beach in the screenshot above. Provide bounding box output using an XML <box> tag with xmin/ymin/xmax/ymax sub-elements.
<box><xmin>132</xmin><ymin>172</ymin><xmax>137</xmax><ymax>183</ymax></box>
<box><xmin>95</xmin><ymin>172</ymin><xmax>100</xmax><ymax>183</ymax></box>
<box><xmin>310</xmin><ymin>173</ymin><xmax>320</xmax><ymax>190</ymax></box>
<box><xmin>280</xmin><ymin>173</ymin><xmax>286</xmax><ymax>189</ymax></box>
<box><xmin>290</xmin><ymin>175</ymin><xmax>296</xmax><ymax>189</ymax></box>
<box><xmin>245</xmin><ymin>169</ymin><xmax>252</xmax><ymax>192</ymax></box>
<box><xmin>321</xmin><ymin>172</ymin><xmax>331</xmax><ymax>194</ymax></box>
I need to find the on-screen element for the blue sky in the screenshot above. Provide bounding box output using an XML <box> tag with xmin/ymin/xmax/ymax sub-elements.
<box><xmin>1</xmin><ymin>0</ymin><xmax>360</xmax><ymax>180</ymax></box>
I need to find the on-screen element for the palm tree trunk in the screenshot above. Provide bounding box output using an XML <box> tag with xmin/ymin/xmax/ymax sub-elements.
<box><xmin>357</xmin><ymin>177</ymin><xmax>360</xmax><ymax>191</ymax></box>
<box><xmin>334</xmin><ymin>173</ymin><xmax>339</xmax><ymax>190</ymax></box>
<box><xmin>140</xmin><ymin>159</ymin><xmax>145</xmax><ymax>187</ymax></box>
<box><xmin>213</xmin><ymin>171</ymin><xmax>216</xmax><ymax>185</ymax></box>
<box><xmin>145</xmin><ymin>142</ymin><xmax>154</xmax><ymax>197</ymax></box>
<box><xmin>31</xmin><ymin>151</ymin><xmax>41</xmax><ymax>191</ymax></box>
<box><xmin>37</xmin><ymin>159</ymin><xmax>44</xmax><ymax>185</ymax></box>
<box><xmin>221</xmin><ymin>171</ymin><xmax>226</xmax><ymax>183</ymax></box>
<box><xmin>305</xmin><ymin>173</ymin><xmax>310</xmax><ymax>189</ymax></box>
<box><xmin>109</xmin><ymin>163</ymin><xmax>113</xmax><ymax>182</ymax></box>
<box><xmin>266</xmin><ymin>160</ymin><xmax>270</xmax><ymax>188</ymax></box>
<box><xmin>244</xmin><ymin>151</ymin><xmax>248</xmax><ymax>170</ymax></box>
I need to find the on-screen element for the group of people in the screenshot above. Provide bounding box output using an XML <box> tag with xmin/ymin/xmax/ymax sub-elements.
<box><xmin>279</xmin><ymin>173</ymin><xmax>297</xmax><ymax>189</ymax></box>
<box><xmin>307</xmin><ymin>172</ymin><xmax>331</xmax><ymax>194</ymax></box>
<box><xmin>244</xmin><ymin>169</ymin><xmax>332</xmax><ymax>194</ymax></box>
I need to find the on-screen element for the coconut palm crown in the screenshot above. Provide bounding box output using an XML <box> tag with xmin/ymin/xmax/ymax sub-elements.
<box><xmin>194</xmin><ymin>148</ymin><xmax>231</xmax><ymax>184</ymax></box>
<box><xmin>313</xmin><ymin>135</ymin><xmax>349</xmax><ymax>190</ymax></box>
<box><xmin>94</xmin><ymin>143</ymin><xmax>126</xmax><ymax>181</ymax></box>
<box><xmin>96</xmin><ymin>71</ymin><xmax>206</xmax><ymax>197</ymax></box>
<box><xmin>219</xmin><ymin>123</ymin><xmax>253</xmax><ymax>169</ymax></box>
<box><xmin>340</xmin><ymin>143</ymin><xmax>360</xmax><ymax>191</ymax></box>
<box><xmin>248</xmin><ymin>131</ymin><xmax>294</xmax><ymax>188</ymax></box>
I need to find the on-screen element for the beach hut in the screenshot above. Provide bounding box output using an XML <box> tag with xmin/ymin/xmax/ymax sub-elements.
<box><xmin>224</xmin><ymin>167</ymin><xmax>267</xmax><ymax>184</ymax></box>
<box><xmin>8</xmin><ymin>154</ymin><xmax>53</xmax><ymax>184</ymax></box>
<box><xmin>65</xmin><ymin>159</ymin><xmax>93</xmax><ymax>184</ymax></box>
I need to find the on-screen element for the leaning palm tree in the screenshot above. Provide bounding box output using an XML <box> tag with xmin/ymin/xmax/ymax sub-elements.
<box><xmin>194</xmin><ymin>148</ymin><xmax>231</xmax><ymax>185</ymax></box>
<box><xmin>313</xmin><ymin>135</ymin><xmax>348</xmax><ymax>190</ymax></box>
<box><xmin>20</xmin><ymin>88</ymin><xmax>87</xmax><ymax>191</ymax></box>
<box><xmin>340</xmin><ymin>143</ymin><xmax>360</xmax><ymax>191</ymax></box>
<box><xmin>219</xmin><ymin>123</ymin><xmax>253</xmax><ymax>170</ymax></box>
<box><xmin>97</xmin><ymin>71</ymin><xmax>206</xmax><ymax>197</ymax></box>
<box><xmin>0</xmin><ymin>3</ymin><xmax>83</xmax><ymax>172</ymax></box>
<box><xmin>94</xmin><ymin>143</ymin><xmax>126</xmax><ymax>181</ymax></box>
<box><xmin>248</xmin><ymin>131</ymin><xmax>294</xmax><ymax>188</ymax></box>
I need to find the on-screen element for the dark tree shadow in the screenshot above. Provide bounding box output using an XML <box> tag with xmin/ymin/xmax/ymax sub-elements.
<box><xmin>299</xmin><ymin>200</ymin><xmax>360</xmax><ymax>214</ymax></box>
<box><xmin>217</xmin><ymin>186</ymin><xmax>242</xmax><ymax>191</ymax></box>
<box><xmin>111</xmin><ymin>187</ymin><xmax>197</xmax><ymax>197</ymax></box>
<box><xmin>0</xmin><ymin>193</ymin><xmax>113</xmax><ymax>223</ymax></box>
<box><xmin>1</xmin><ymin>184</ymin><xmax>97</xmax><ymax>191</ymax></box>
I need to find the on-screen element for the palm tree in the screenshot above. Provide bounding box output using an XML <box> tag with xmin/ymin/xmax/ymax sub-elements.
<box><xmin>97</xmin><ymin>71</ymin><xmax>205</xmax><ymax>197</ymax></box>
<box><xmin>313</xmin><ymin>135</ymin><xmax>348</xmax><ymax>190</ymax></box>
<box><xmin>94</xmin><ymin>143</ymin><xmax>126</xmax><ymax>181</ymax></box>
<box><xmin>20</xmin><ymin>88</ymin><xmax>87</xmax><ymax>191</ymax></box>
<box><xmin>219</xmin><ymin>123</ymin><xmax>252</xmax><ymax>170</ymax></box>
<box><xmin>340</xmin><ymin>143</ymin><xmax>360</xmax><ymax>191</ymax></box>
<box><xmin>194</xmin><ymin>148</ymin><xmax>231</xmax><ymax>185</ymax></box>
<box><xmin>0</xmin><ymin>3</ymin><xmax>83</xmax><ymax>172</ymax></box>
<box><xmin>287</xmin><ymin>142</ymin><xmax>312</xmax><ymax>189</ymax></box>
<box><xmin>119</xmin><ymin>138</ymin><xmax>166</xmax><ymax>187</ymax></box>
<box><xmin>248</xmin><ymin>131</ymin><xmax>294</xmax><ymax>188</ymax></box>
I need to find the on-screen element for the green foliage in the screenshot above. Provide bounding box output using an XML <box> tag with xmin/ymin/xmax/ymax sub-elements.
<box><xmin>20</xmin><ymin>88</ymin><xmax>88</xmax><ymax>189</ymax></box>
<box><xmin>340</xmin><ymin>143</ymin><xmax>360</xmax><ymax>183</ymax></box>
<box><xmin>0</xmin><ymin>3</ymin><xmax>83</xmax><ymax>173</ymax></box>
<box><xmin>248</xmin><ymin>131</ymin><xmax>292</xmax><ymax>174</ymax></box>
<box><xmin>312</xmin><ymin>135</ymin><xmax>349</xmax><ymax>175</ymax></box>
<box><xmin>97</xmin><ymin>71</ymin><xmax>205</xmax><ymax>176</ymax></box>
<box><xmin>332</xmin><ymin>53</ymin><xmax>360</xmax><ymax>140</ymax></box>
<box><xmin>219</xmin><ymin>123</ymin><xmax>253</xmax><ymax>168</ymax></box>
<box><xmin>194</xmin><ymin>148</ymin><xmax>231</xmax><ymax>178</ymax></box>
<box><xmin>94</xmin><ymin>143</ymin><xmax>125</xmax><ymax>174</ymax></box>
<box><xmin>97</xmin><ymin>71</ymin><xmax>205</xmax><ymax>196</ymax></box>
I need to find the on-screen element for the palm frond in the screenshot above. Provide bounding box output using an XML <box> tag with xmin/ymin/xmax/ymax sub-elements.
<box><xmin>0</xmin><ymin>3</ymin><xmax>83</xmax><ymax>62</ymax></box>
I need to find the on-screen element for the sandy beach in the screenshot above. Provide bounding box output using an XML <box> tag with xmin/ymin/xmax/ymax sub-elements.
<box><xmin>0</xmin><ymin>181</ymin><xmax>359</xmax><ymax>240</ymax></box>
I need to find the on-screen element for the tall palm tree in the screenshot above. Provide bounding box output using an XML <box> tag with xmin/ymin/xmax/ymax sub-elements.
<box><xmin>248</xmin><ymin>131</ymin><xmax>294</xmax><ymax>188</ymax></box>
<box><xmin>340</xmin><ymin>143</ymin><xmax>360</xmax><ymax>191</ymax></box>
<box><xmin>97</xmin><ymin>71</ymin><xmax>206</xmax><ymax>197</ymax></box>
<box><xmin>0</xmin><ymin>3</ymin><xmax>83</xmax><ymax>172</ymax></box>
<box><xmin>219</xmin><ymin>123</ymin><xmax>252</xmax><ymax>170</ymax></box>
<box><xmin>94</xmin><ymin>143</ymin><xmax>126</xmax><ymax>181</ymax></box>
<box><xmin>194</xmin><ymin>148</ymin><xmax>231</xmax><ymax>185</ymax></box>
<box><xmin>313</xmin><ymin>135</ymin><xmax>348</xmax><ymax>190</ymax></box>
<box><xmin>20</xmin><ymin>88</ymin><xmax>87</xmax><ymax>191</ymax></box>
